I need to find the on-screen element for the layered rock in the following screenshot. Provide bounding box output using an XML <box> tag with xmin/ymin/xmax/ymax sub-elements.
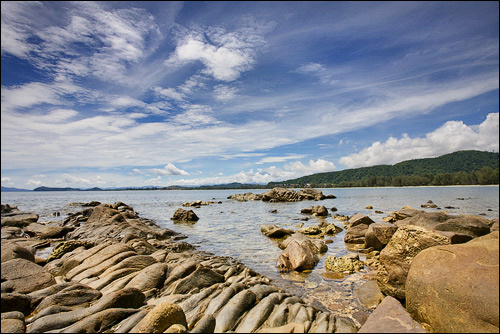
<box><xmin>344</xmin><ymin>213</ymin><xmax>375</xmax><ymax>244</ymax></box>
<box><xmin>376</xmin><ymin>225</ymin><xmax>450</xmax><ymax>299</ymax></box>
<box><xmin>406</xmin><ymin>231</ymin><xmax>499</xmax><ymax>333</ymax></box>
<box><xmin>1</xmin><ymin>201</ymin><xmax>356</xmax><ymax>333</ymax></box>
<box><xmin>229</xmin><ymin>187</ymin><xmax>335</xmax><ymax>203</ymax></box>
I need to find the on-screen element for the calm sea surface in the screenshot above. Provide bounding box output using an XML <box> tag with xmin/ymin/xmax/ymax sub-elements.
<box><xmin>2</xmin><ymin>186</ymin><xmax>498</xmax><ymax>317</ymax></box>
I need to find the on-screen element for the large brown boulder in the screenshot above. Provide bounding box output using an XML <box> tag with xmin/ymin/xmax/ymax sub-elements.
<box><xmin>376</xmin><ymin>225</ymin><xmax>450</xmax><ymax>299</ymax></box>
<box><xmin>261</xmin><ymin>225</ymin><xmax>294</xmax><ymax>238</ymax></box>
<box><xmin>406</xmin><ymin>231</ymin><xmax>499</xmax><ymax>333</ymax></box>
<box><xmin>1</xmin><ymin>258</ymin><xmax>56</xmax><ymax>294</ymax></box>
<box><xmin>358</xmin><ymin>296</ymin><xmax>425</xmax><ymax>333</ymax></box>
<box><xmin>276</xmin><ymin>237</ymin><xmax>319</xmax><ymax>272</ymax></box>
<box><xmin>364</xmin><ymin>223</ymin><xmax>398</xmax><ymax>251</ymax></box>
<box><xmin>1</xmin><ymin>214</ymin><xmax>39</xmax><ymax>228</ymax></box>
<box><xmin>300</xmin><ymin>205</ymin><xmax>328</xmax><ymax>216</ymax></box>
<box><xmin>395</xmin><ymin>212</ymin><xmax>491</xmax><ymax>238</ymax></box>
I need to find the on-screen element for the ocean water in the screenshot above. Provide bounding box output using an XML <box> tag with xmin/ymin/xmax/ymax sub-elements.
<box><xmin>2</xmin><ymin>186</ymin><xmax>498</xmax><ymax>316</ymax></box>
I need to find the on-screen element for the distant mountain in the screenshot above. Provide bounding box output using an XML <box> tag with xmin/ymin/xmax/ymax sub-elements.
<box><xmin>33</xmin><ymin>186</ymin><xmax>104</xmax><ymax>191</ymax></box>
<box><xmin>1</xmin><ymin>186</ymin><xmax>31</xmax><ymax>192</ymax></box>
<box><xmin>268</xmin><ymin>150</ymin><xmax>499</xmax><ymax>188</ymax></box>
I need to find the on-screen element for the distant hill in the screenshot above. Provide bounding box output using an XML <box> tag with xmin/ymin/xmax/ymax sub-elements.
<box><xmin>33</xmin><ymin>186</ymin><xmax>104</xmax><ymax>191</ymax></box>
<box><xmin>268</xmin><ymin>150</ymin><xmax>499</xmax><ymax>188</ymax></box>
<box><xmin>1</xmin><ymin>186</ymin><xmax>31</xmax><ymax>192</ymax></box>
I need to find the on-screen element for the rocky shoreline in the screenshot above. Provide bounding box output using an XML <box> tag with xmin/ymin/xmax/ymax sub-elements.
<box><xmin>1</xmin><ymin>187</ymin><xmax>499</xmax><ymax>333</ymax></box>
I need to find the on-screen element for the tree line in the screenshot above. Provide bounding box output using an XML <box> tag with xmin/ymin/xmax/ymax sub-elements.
<box><xmin>286</xmin><ymin>166</ymin><xmax>499</xmax><ymax>188</ymax></box>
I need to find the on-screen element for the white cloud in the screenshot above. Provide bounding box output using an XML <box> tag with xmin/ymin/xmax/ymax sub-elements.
<box><xmin>165</xmin><ymin>25</ymin><xmax>266</xmax><ymax>82</ymax></box>
<box><xmin>132</xmin><ymin>168</ymin><xmax>144</xmax><ymax>174</ymax></box>
<box><xmin>152</xmin><ymin>163</ymin><xmax>189</xmax><ymax>176</ymax></box>
<box><xmin>256</xmin><ymin>154</ymin><xmax>308</xmax><ymax>164</ymax></box>
<box><xmin>339</xmin><ymin>112</ymin><xmax>499</xmax><ymax>168</ymax></box>
<box><xmin>172</xmin><ymin>158</ymin><xmax>336</xmax><ymax>185</ymax></box>
<box><xmin>152</xmin><ymin>86</ymin><xmax>185</xmax><ymax>101</ymax></box>
<box><xmin>26</xmin><ymin>179</ymin><xmax>43</xmax><ymax>187</ymax></box>
<box><xmin>2</xmin><ymin>177</ymin><xmax>12</xmax><ymax>182</ymax></box>
<box><xmin>213</xmin><ymin>84</ymin><xmax>238</xmax><ymax>101</ymax></box>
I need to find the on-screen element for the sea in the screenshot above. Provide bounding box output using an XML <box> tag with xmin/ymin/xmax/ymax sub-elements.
<box><xmin>2</xmin><ymin>186</ymin><xmax>498</xmax><ymax>318</ymax></box>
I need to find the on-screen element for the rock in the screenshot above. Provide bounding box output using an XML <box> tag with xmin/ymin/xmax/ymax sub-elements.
<box><xmin>406</xmin><ymin>231</ymin><xmax>499</xmax><ymax>333</ymax></box>
<box><xmin>364</xmin><ymin>223</ymin><xmax>398</xmax><ymax>251</ymax></box>
<box><xmin>395</xmin><ymin>211</ymin><xmax>491</xmax><ymax>238</ymax></box>
<box><xmin>421</xmin><ymin>200</ymin><xmax>438</xmax><ymax>208</ymax></box>
<box><xmin>227</xmin><ymin>192</ymin><xmax>263</xmax><ymax>201</ymax></box>
<box><xmin>297</xmin><ymin>188</ymin><xmax>328</xmax><ymax>200</ymax></box>
<box><xmin>348</xmin><ymin>213</ymin><xmax>375</xmax><ymax>228</ymax></box>
<box><xmin>491</xmin><ymin>218</ymin><xmax>499</xmax><ymax>232</ymax></box>
<box><xmin>165</xmin><ymin>266</ymin><xmax>224</xmax><ymax>295</ymax></box>
<box><xmin>258</xmin><ymin>322</ymin><xmax>305</xmax><ymax>333</ymax></box>
<box><xmin>344</xmin><ymin>223</ymin><xmax>371</xmax><ymax>244</ymax></box>
<box><xmin>1</xmin><ymin>318</ymin><xmax>25</xmax><ymax>333</ymax></box>
<box><xmin>365</xmin><ymin>205</ymin><xmax>373</xmax><ymax>209</ymax></box>
<box><xmin>1</xmin><ymin>204</ymin><xmax>19</xmax><ymax>214</ymax></box>
<box><xmin>383</xmin><ymin>206</ymin><xmax>424</xmax><ymax>223</ymax></box>
<box><xmin>38</xmin><ymin>225</ymin><xmax>74</xmax><ymax>239</ymax></box>
<box><xmin>214</xmin><ymin>290</ymin><xmax>256</xmax><ymax>332</ymax></box>
<box><xmin>124</xmin><ymin>263</ymin><xmax>169</xmax><ymax>292</ymax></box>
<box><xmin>171</xmin><ymin>208</ymin><xmax>199</xmax><ymax>222</ymax></box>
<box><xmin>325</xmin><ymin>254</ymin><xmax>364</xmax><ymax>273</ymax></box>
<box><xmin>57</xmin><ymin>308</ymin><xmax>139</xmax><ymax>333</ymax></box>
<box><xmin>132</xmin><ymin>302</ymin><xmax>187</xmax><ymax>333</ymax></box>
<box><xmin>33</xmin><ymin>284</ymin><xmax>102</xmax><ymax>313</ymax></box>
<box><xmin>1</xmin><ymin>311</ymin><xmax>25</xmax><ymax>320</ymax></box>
<box><xmin>1</xmin><ymin>241</ymin><xmax>35</xmax><ymax>263</ymax></box>
<box><xmin>1</xmin><ymin>214</ymin><xmax>39</xmax><ymax>228</ymax></box>
<box><xmin>301</xmin><ymin>205</ymin><xmax>328</xmax><ymax>216</ymax></box>
<box><xmin>376</xmin><ymin>225</ymin><xmax>450</xmax><ymax>299</ymax></box>
<box><xmin>262</xmin><ymin>187</ymin><xmax>301</xmax><ymax>202</ymax></box>
<box><xmin>190</xmin><ymin>314</ymin><xmax>216</xmax><ymax>333</ymax></box>
<box><xmin>46</xmin><ymin>240</ymin><xmax>93</xmax><ymax>262</ymax></box>
<box><xmin>261</xmin><ymin>225</ymin><xmax>294</xmax><ymax>238</ymax></box>
<box><xmin>358</xmin><ymin>296</ymin><xmax>425</xmax><ymax>333</ymax></box>
<box><xmin>277</xmin><ymin>236</ymin><xmax>320</xmax><ymax>272</ymax></box>
<box><xmin>298</xmin><ymin>226</ymin><xmax>322</xmax><ymax>235</ymax></box>
<box><xmin>27</xmin><ymin>288</ymin><xmax>145</xmax><ymax>333</ymax></box>
<box><xmin>1</xmin><ymin>258</ymin><xmax>56</xmax><ymax>294</ymax></box>
<box><xmin>355</xmin><ymin>280</ymin><xmax>384</xmax><ymax>310</ymax></box>
<box><xmin>236</xmin><ymin>292</ymin><xmax>285</xmax><ymax>333</ymax></box>
<box><xmin>1</xmin><ymin>293</ymin><xmax>32</xmax><ymax>316</ymax></box>
<box><xmin>165</xmin><ymin>324</ymin><xmax>187</xmax><ymax>333</ymax></box>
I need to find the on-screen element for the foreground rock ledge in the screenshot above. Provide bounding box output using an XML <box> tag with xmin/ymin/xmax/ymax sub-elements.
<box><xmin>1</xmin><ymin>201</ymin><xmax>357</xmax><ymax>333</ymax></box>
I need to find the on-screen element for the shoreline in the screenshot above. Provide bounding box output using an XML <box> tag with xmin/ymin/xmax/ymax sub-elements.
<box><xmin>1</xmin><ymin>189</ymin><xmax>498</xmax><ymax>333</ymax></box>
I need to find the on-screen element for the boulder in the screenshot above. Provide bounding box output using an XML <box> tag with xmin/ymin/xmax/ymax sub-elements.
<box><xmin>277</xmin><ymin>237</ymin><xmax>319</xmax><ymax>272</ymax></box>
<box><xmin>376</xmin><ymin>225</ymin><xmax>450</xmax><ymax>299</ymax></box>
<box><xmin>261</xmin><ymin>225</ymin><xmax>294</xmax><ymax>238</ymax></box>
<box><xmin>358</xmin><ymin>296</ymin><xmax>425</xmax><ymax>333</ymax></box>
<box><xmin>395</xmin><ymin>212</ymin><xmax>491</xmax><ymax>238</ymax></box>
<box><xmin>1</xmin><ymin>241</ymin><xmax>35</xmax><ymax>263</ymax></box>
<box><xmin>1</xmin><ymin>214</ymin><xmax>39</xmax><ymax>228</ymax></box>
<box><xmin>355</xmin><ymin>280</ymin><xmax>384</xmax><ymax>310</ymax></box>
<box><xmin>300</xmin><ymin>205</ymin><xmax>328</xmax><ymax>216</ymax></box>
<box><xmin>344</xmin><ymin>223</ymin><xmax>371</xmax><ymax>244</ymax></box>
<box><xmin>406</xmin><ymin>231</ymin><xmax>499</xmax><ymax>333</ymax></box>
<box><xmin>1</xmin><ymin>292</ymin><xmax>32</xmax><ymax>316</ymax></box>
<box><xmin>1</xmin><ymin>318</ymin><xmax>25</xmax><ymax>333</ymax></box>
<box><xmin>325</xmin><ymin>254</ymin><xmax>364</xmax><ymax>273</ymax></box>
<box><xmin>364</xmin><ymin>223</ymin><xmax>398</xmax><ymax>251</ymax></box>
<box><xmin>171</xmin><ymin>208</ymin><xmax>199</xmax><ymax>222</ymax></box>
<box><xmin>1</xmin><ymin>258</ymin><xmax>56</xmax><ymax>294</ymax></box>
<box><xmin>261</xmin><ymin>187</ymin><xmax>301</xmax><ymax>202</ymax></box>
<box><xmin>348</xmin><ymin>213</ymin><xmax>375</xmax><ymax>228</ymax></box>
<box><xmin>297</xmin><ymin>188</ymin><xmax>330</xmax><ymax>201</ymax></box>
<box><xmin>383</xmin><ymin>206</ymin><xmax>424</xmax><ymax>223</ymax></box>
<box><xmin>227</xmin><ymin>192</ymin><xmax>263</xmax><ymax>201</ymax></box>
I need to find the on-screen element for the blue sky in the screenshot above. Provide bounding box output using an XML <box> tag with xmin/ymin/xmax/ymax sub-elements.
<box><xmin>1</xmin><ymin>1</ymin><xmax>499</xmax><ymax>189</ymax></box>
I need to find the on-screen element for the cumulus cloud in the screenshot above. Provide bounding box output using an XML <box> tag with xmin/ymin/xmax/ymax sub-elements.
<box><xmin>339</xmin><ymin>112</ymin><xmax>499</xmax><ymax>168</ymax></box>
<box><xmin>152</xmin><ymin>163</ymin><xmax>189</xmax><ymax>176</ymax></box>
<box><xmin>172</xmin><ymin>158</ymin><xmax>336</xmax><ymax>185</ymax></box>
<box><xmin>165</xmin><ymin>25</ymin><xmax>266</xmax><ymax>82</ymax></box>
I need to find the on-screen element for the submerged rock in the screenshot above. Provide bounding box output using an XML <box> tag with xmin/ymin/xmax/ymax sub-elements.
<box><xmin>325</xmin><ymin>254</ymin><xmax>364</xmax><ymax>274</ymax></box>
<box><xmin>171</xmin><ymin>208</ymin><xmax>199</xmax><ymax>222</ymax></box>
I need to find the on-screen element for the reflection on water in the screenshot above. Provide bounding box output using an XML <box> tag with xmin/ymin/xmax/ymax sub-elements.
<box><xmin>2</xmin><ymin>186</ymin><xmax>498</xmax><ymax>321</ymax></box>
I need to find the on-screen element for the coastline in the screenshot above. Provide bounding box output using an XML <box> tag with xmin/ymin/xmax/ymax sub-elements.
<box><xmin>1</xmin><ymin>188</ymin><xmax>499</xmax><ymax>333</ymax></box>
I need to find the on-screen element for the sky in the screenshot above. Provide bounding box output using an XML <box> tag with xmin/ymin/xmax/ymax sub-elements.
<box><xmin>1</xmin><ymin>1</ymin><xmax>499</xmax><ymax>189</ymax></box>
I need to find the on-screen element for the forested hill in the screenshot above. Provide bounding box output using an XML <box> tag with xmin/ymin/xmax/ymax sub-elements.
<box><xmin>268</xmin><ymin>150</ymin><xmax>499</xmax><ymax>188</ymax></box>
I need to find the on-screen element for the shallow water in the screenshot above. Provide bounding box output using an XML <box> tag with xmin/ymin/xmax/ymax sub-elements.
<box><xmin>2</xmin><ymin>186</ymin><xmax>498</xmax><ymax>321</ymax></box>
